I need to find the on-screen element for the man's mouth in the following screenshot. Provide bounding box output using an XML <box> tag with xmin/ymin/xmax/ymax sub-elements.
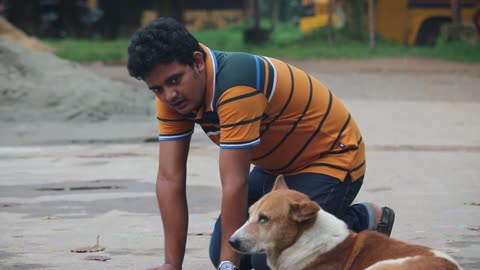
<box><xmin>171</xmin><ymin>100</ymin><xmax>186</xmax><ymax>110</ymax></box>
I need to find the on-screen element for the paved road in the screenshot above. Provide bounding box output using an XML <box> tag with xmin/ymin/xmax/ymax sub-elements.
<box><xmin>1</xmin><ymin>58</ymin><xmax>479</xmax><ymax>269</ymax></box>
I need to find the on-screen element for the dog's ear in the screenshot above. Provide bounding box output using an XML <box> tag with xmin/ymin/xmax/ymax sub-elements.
<box><xmin>272</xmin><ymin>175</ymin><xmax>288</xmax><ymax>191</ymax></box>
<box><xmin>290</xmin><ymin>200</ymin><xmax>320</xmax><ymax>222</ymax></box>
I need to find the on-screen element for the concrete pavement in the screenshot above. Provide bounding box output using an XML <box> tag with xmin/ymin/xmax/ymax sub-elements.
<box><xmin>1</xmin><ymin>59</ymin><xmax>480</xmax><ymax>269</ymax></box>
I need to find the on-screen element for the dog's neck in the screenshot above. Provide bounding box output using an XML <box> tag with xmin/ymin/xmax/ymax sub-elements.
<box><xmin>268</xmin><ymin>209</ymin><xmax>350</xmax><ymax>270</ymax></box>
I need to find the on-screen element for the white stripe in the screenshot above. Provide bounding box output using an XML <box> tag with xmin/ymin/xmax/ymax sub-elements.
<box><xmin>364</xmin><ymin>256</ymin><xmax>420</xmax><ymax>269</ymax></box>
<box><xmin>264</xmin><ymin>57</ymin><xmax>277</xmax><ymax>102</ymax></box>
<box><xmin>158</xmin><ymin>130</ymin><xmax>194</xmax><ymax>141</ymax></box>
<box><xmin>220</xmin><ymin>138</ymin><xmax>260</xmax><ymax>149</ymax></box>
<box><xmin>432</xmin><ymin>250</ymin><xmax>463</xmax><ymax>269</ymax></box>
<box><xmin>206</xmin><ymin>130</ymin><xmax>220</xmax><ymax>137</ymax></box>
<box><xmin>207</xmin><ymin>47</ymin><xmax>217</xmax><ymax>111</ymax></box>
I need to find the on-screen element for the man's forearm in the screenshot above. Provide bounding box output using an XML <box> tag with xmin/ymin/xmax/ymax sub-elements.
<box><xmin>219</xmin><ymin>179</ymin><xmax>249</xmax><ymax>267</ymax></box>
<box><xmin>157</xmin><ymin>178</ymin><xmax>188</xmax><ymax>268</ymax></box>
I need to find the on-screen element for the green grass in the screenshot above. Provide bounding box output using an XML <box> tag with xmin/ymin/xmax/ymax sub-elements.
<box><xmin>43</xmin><ymin>24</ymin><xmax>480</xmax><ymax>63</ymax></box>
<box><xmin>44</xmin><ymin>39</ymin><xmax>130</xmax><ymax>62</ymax></box>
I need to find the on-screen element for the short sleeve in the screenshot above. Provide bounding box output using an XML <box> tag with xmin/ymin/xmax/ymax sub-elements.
<box><xmin>155</xmin><ymin>98</ymin><xmax>195</xmax><ymax>141</ymax></box>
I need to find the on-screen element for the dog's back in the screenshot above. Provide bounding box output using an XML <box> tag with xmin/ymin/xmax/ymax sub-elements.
<box><xmin>304</xmin><ymin>231</ymin><xmax>461</xmax><ymax>270</ymax></box>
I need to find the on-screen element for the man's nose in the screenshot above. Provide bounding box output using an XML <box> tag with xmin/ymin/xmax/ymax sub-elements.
<box><xmin>164</xmin><ymin>88</ymin><xmax>178</xmax><ymax>102</ymax></box>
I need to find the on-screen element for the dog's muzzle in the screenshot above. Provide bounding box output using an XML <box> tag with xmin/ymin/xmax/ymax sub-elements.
<box><xmin>228</xmin><ymin>236</ymin><xmax>245</xmax><ymax>252</ymax></box>
<box><xmin>229</xmin><ymin>235</ymin><xmax>253</xmax><ymax>254</ymax></box>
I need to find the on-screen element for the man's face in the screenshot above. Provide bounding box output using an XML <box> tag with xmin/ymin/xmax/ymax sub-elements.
<box><xmin>145</xmin><ymin>52</ymin><xmax>206</xmax><ymax>115</ymax></box>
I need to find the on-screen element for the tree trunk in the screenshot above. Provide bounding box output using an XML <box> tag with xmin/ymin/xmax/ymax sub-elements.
<box><xmin>327</xmin><ymin>0</ymin><xmax>335</xmax><ymax>45</ymax></box>
<box><xmin>368</xmin><ymin>0</ymin><xmax>375</xmax><ymax>48</ymax></box>
<box><xmin>272</xmin><ymin>0</ymin><xmax>279</xmax><ymax>31</ymax></box>
<box><xmin>451</xmin><ymin>0</ymin><xmax>462</xmax><ymax>26</ymax></box>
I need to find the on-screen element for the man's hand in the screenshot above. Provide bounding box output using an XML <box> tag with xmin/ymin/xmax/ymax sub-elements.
<box><xmin>147</xmin><ymin>263</ymin><xmax>179</xmax><ymax>270</ymax></box>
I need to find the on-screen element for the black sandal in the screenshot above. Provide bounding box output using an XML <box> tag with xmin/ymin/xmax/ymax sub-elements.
<box><xmin>376</xmin><ymin>206</ymin><xmax>395</xmax><ymax>237</ymax></box>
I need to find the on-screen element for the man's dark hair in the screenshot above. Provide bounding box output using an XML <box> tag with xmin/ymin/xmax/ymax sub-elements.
<box><xmin>127</xmin><ymin>17</ymin><xmax>205</xmax><ymax>80</ymax></box>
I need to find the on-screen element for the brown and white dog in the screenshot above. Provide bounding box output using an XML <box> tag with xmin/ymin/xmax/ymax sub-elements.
<box><xmin>229</xmin><ymin>175</ymin><xmax>462</xmax><ymax>270</ymax></box>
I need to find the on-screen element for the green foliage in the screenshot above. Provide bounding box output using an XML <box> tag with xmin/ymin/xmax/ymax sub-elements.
<box><xmin>44</xmin><ymin>39</ymin><xmax>129</xmax><ymax>62</ymax></box>
<box><xmin>43</xmin><ymin>23</ymin><xmax>480</xmax><ymax>63</ymax></box>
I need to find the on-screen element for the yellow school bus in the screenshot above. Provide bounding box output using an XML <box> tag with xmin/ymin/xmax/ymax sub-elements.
<box><xmin>299</xmin><ymin>0</ymin><xmax>479</xmax><ymax>45</ymax></box>
<box><xmin>376</xmin><ymin>0</ymin><xmax>479</xmax><ymax>45</ymax></box>
<box><xmin>299</xmin><ymin>0</ymin><xmax>339</xmax><ymax>32</ymax></box>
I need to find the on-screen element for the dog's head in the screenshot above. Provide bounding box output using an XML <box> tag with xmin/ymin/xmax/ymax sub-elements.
<box><xmin>229</xmin><ymin>175</ymin><xmax>320</xmax><ymax>255</ymax></box>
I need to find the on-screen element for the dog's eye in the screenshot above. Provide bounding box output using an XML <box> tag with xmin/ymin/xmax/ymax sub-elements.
<box><xmin>258</xmin><ymin>214</ymin><xmax>270</xmax><ymax>224</ymax></box>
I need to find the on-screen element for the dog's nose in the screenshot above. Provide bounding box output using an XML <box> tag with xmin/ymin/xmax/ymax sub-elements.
<box><xmin>229</xmin><ymin>237</ymin><xmax>240</xmax><ymax>250</ymax></box>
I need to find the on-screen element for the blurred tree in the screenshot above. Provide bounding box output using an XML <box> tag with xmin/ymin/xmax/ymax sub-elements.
<box><xmin>451</xmin><ymin>0</ymin><xmax>461</xmax><ymax>26</ymax></box>
<box><xmin>327</xmin><ymin>0</ymin><xmax>335</xmax><ymax>44</ymax></box>
<box><xmin>260</xmin><ymin>0</ymin><xmax>301</xmax><ymax>25</ymax></box>
<box><xmin>343</xmin><ymin>0</ymin><xmax>368</xmax><ymax>40</ymax></box>
<box><xmin>4</xmin><ymin>0</ymin><xmax>36</xmax><ymax>35</ymax></box>
<box><xmin>272</xmin><ymin>0</ymin><xmax>279</xmax><ymax>31</ymax></box>
<box><xmin>244</xmin><ymin>0</ymin><xmax>270</xmax><ymax>44</ymax></box>
<box><xmin>367</xmin><ymin>0</ymin><xmax>375</xmax><ymax>48</ymax></box>
<box><xmin>170</xmin><ymin>0</ymin><xmax>185</xmax><ymax>24</ymax></box>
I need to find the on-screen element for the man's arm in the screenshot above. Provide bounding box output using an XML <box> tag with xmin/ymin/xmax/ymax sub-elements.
<box><xmin>155</xmin><ymin>138</ymin><xmax>191</xmax><ymax>270</ymax></box>
<box><xmin>218</xmin><ymin>147</ymin><xmax>252</xmax><ymax>267</ymax></box>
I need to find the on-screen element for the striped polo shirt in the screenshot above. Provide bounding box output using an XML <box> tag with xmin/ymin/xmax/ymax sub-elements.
<box><xmin>155</xmin><ymin>45</ymin><xmax>366</xmax><ymax>181</ymax></box>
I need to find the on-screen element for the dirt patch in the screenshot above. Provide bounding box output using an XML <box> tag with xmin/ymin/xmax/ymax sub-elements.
<box><xmin>0</xmin><ymin>38</ymin><xmax>154</xmax><ymax>123</ymax></box>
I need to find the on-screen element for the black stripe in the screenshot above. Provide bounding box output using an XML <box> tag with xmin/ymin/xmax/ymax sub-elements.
<box><xmin>217</xmin><ymin>90</ymin><xmax>261</xmax><ymax>109</ymax></box>
<box><xmin>260</xmin><ymin>63</ymin><xmax>295</xmax><ymax>137</ymax></box>
<box><xmin>253</xmin><ymin>69</ymin><xmax>312</xmax><ymax>162</ymax></box>
<box><xmin>157</xmin><ymin>117</ymin><xmax>190</xmax><ymax>122</ymax></box>
<box><xmin>327</xmin><ymin>113</ymin><xmax>351</xmax><ymax>152</ymax></box>
<box><xmin>220</xmin><ymin>136</ymin><xmax>260</xmax><ymax>145</ymax></box>
<box><xmin>318</xmin><ymin>130</ymin><xmax>362</xmax><ymax>159</ymax></box>
<box><xmin>257</xmin><ymin>56</ymin><xmax>266</xmax><ymax>92</ymax></box>
<box><xmin>327</xmin><ymin>147</ymin><xmax>359</xmax><ymax>155</ymax></box>
<box><xmin>272</xmin><ymin>84</ymin><xmax>333</xmax><ymax>172</ymax></box>
<box><xmin>220</xmin><ymin>115</ymin><xmax>263</xmax><ymax>128</ymax></box>
<box><xmin>307</xmin><ymin>162</ymin><xmax>349</xmax><ymax>172</ymax></box>
<box><xmin>350</xmin><ymin>160</ymin><xmax>366</xmax><ymax>172</ymax></box>
<box><xmin>196</xmin><ymin>111</ymin><xmax>219</xmax><ymax>125</ymax></box>
<box><xmin>196</xmin><ymin>118</ymin><xmax>219</xmax><ymax>125</ymax></box>
<box><xmin>260</xmin><ymin>56</ymin><xmax>275</xmax><ymax>99</ymax></box>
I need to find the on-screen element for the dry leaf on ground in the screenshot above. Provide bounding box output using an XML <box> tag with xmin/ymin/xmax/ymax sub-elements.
<box><xmin>70</xmin><ymin>235</ymin><xmax>106</xmax><ymax>253</ymax></box>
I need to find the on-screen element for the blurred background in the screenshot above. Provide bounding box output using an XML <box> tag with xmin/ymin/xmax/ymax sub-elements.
<box><xmin>1</xmin><ymin>0</ymin><xmax>479</xmax><ymax>62</ymax></box>
<box><xmin>1</xmin><ymin>3</ymin><xmax>480</xmax><ymax>269</ymax></box>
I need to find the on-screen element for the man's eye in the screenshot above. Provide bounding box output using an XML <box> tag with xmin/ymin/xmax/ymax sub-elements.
<box><xmin>169</xmin><ymin>75</ymin><xmax>181</xmax><ymax>84</ymax></box>
<box><xmin>258</xmin><ymin>215</ymin><xmax>269</xmax><ymax>224</ymax></box>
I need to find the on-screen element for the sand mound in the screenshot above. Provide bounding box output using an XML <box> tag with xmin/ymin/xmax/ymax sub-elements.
<box><xmin>0</xmin><ymin>17</ymin><xmax>52</xmax><ymax>52</ymax></box>
<box><xmin>0</xmin><ymin>38</ymin><xmax>154</xmax><ymax>123</ymax></box>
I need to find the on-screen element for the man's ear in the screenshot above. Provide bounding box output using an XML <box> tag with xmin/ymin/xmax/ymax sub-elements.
<box><xmin>193</xmin><ymin>51</ymin><xmax>205</xmax><ymax>72</ymax></box>
<box><xmin>290</xmin><ymin>200</ymin><xmax>320</xmax><ymax>222</ymax></box>
<box><xmin>272</xmin><ymin>175</ymin><xmax>288</xmax><ymax>191</ymax></box>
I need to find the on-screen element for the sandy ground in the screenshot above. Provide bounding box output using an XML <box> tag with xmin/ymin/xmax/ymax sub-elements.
<box><xmin>1</xmin><ymin>43</ymin><xmax>480</xmax><ymax>269</ymax></box>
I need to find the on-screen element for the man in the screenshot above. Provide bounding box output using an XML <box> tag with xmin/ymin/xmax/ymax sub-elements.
<box><xmin>127</xmin><ymin>17</ymin><xmax>395</xmax><ymax>270</ymax></box>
